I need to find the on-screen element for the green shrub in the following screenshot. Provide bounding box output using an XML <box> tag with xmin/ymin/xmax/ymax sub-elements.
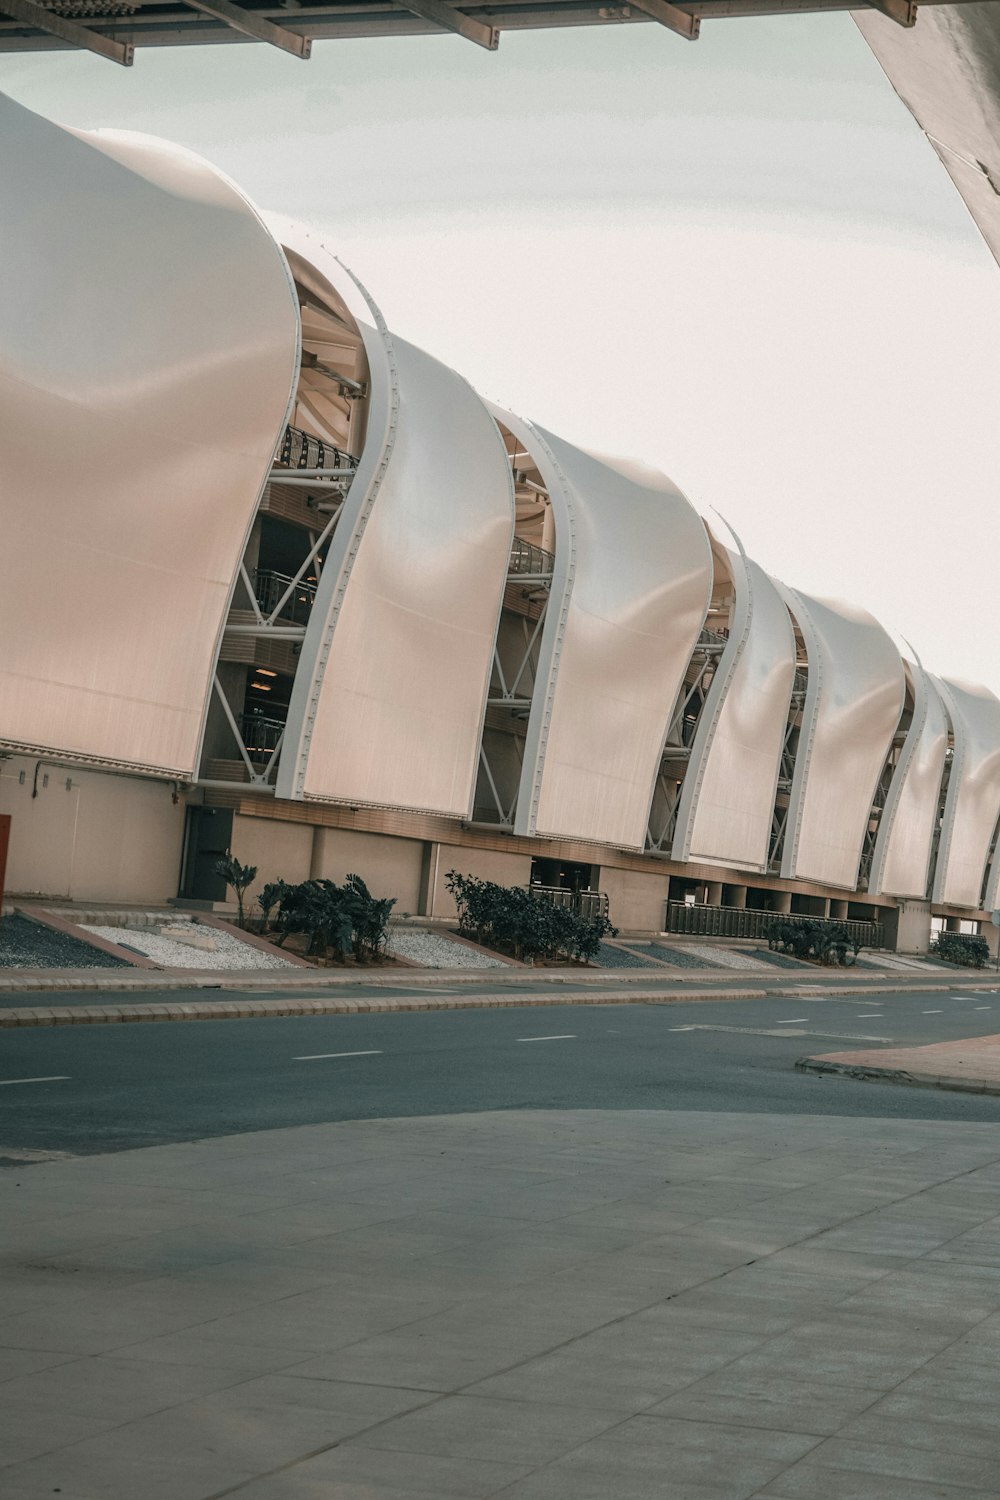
<box><xmin>271</xmin><ymin>874</ymin><xmax>395</xmax><ymax>963</ymax></box>
<box><xmin>445</xmin><ymin>870</ymin><xmax>617</xmax><ymax>964</ymax></box>
<box><xmin>932</xmin><ymin>931</ymin><xmax>990</xmax><ymax>968</ymax></box>
<box><xmin>766</xmin><ymin>918</ymin><xmax>863</xmax><ymax>967</ymax></box>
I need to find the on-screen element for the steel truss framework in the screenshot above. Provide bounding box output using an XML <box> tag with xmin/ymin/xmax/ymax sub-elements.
<box><xmin>475</xmin><ymin>457</ymin><xmax>554</xmax><ymax>831</ymax></box>
<box><xmin>767</xmin><ymin>669</ymin><xmax>807</xmax><ymax>873</ymax></box>
<box><xmin>0</xmin><ymin>0</ymin><xmax>972</xmax><ymax>66</ymax></box>
<box><xmin>645</xmin><ymin>629</ymin><xmax>727</xmax><ymax>855</ymax></box>
<box><xmin>205</xmin><ymin>446</ymin><xmax>355</xmax><ymax>793</ymax></box>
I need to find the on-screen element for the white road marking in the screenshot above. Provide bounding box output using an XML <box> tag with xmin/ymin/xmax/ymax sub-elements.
<box><xmin>777</xmin><ymin>1018</ymin><xmax>809</xmax><ymax>1024</ymax></box>
<box><xmin>294</xmin><ymin>1051</ymin><xmax>382</xmax><ymax>1061</ymax></box>
<box><xmin>922</xmin><ymin>1010</ymin><xmax>943</xmax><ymax>1015</ymax></box>
<box><xmin>975</xmin><ymin>1006</ymin><xmax>992</xmax><ymax>1011</ymax></box>
<box><xmin>670</xmin><ymin>1024</ymin><xmax>889</xmax><ymax>1041</ymax></box>
<box><xmin>0</xmin><ymin>1076</ymin><xmax>70</xmax><ymax>1087</ymax></box>
<box><xmin>857</xmin><ymin>1013</ymin><xmax>883</xmax><ymax>1018</ymax></box>
<box><xmin>518</xmin><ymin>1035</ymin><xmax>575</xmax><ymax>1043</ymax></box>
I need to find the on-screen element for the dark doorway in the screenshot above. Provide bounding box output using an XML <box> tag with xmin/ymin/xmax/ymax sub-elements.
<box><xmin>180</xmin><ymin>806</ymin><xmax>233</xmax><ymax>900</ymax></box>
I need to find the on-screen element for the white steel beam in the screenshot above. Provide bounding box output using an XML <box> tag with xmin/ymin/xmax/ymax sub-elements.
<box><xmin>629</xmin><ymin>0</ymin><xmax>700</xmax><ymax>38</ymax></box>
<box><xmin>402</xmin><ymin>0</ymin><xmax>500</xmax><ymax>49</ymax></box>
<box><xmin>184</xmin><ymin>0</ymin><xmax>311</xmax><ymax>55</ymax></box>
<box><xmin>0</xmin><ymin>0</ymin><xmax>133</xmax><ymax>63</ymax></box>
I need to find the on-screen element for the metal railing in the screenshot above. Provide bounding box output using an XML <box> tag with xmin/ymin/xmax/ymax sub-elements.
<box><xmin>508</xmin><ymin>536</ymin><xmax>555</xmax><ymax>578</ymax></box>
<box><xmin>252</xmin><ymin>567</ymin><xmax>317</xmax><ymax>626</ymax></box>
<box><xmin>665</xmin><ymin>901</ymin><xmax>882</xmax><ymax>950</ymax></box>
<box><xmin>528</xmin><ymin>884</ymin><xmax>609</xmax><ymax>921</ymax></box>
<box><xmin>275</xmin><ymin>423</ymin><xmax>359</xmax><ymax>474</ymax></box>
<box><xmin>240</xmin><ymin>712</ymin><xmax>286</xmax><ymax>759</ymax></box>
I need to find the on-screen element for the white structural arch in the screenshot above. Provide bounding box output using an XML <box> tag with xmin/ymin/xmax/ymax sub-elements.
<box><xmin>490</xmin><ymin>411</ymin><xmax>713</xmax><ymax>850</ymax></box>
<box><xmin>932</xmin><ymin>676</ymin><xmax>1000</xmax><ymax>909</ymax></box>
<box><xmin>0</xmin><ymin>94</ymin><xmax>300</xmax><ymax>779</ymax></box>
<box><xmin>779</xmin><ymin>588</ymin><xmax>905</xmax><ymax>890</ymax></box>
<box><xmin>672</xmin><ymin>531</ymin><xmax>797</xmax><ymax>872</ymax></box>
<box><xmin>276</xmin><ymin>233</ymin><xmax>515</xmax><ymax>816</ymax></box>
<box><xmin>868</xmin><ymin>659</ymin><xmax>949</xmax><ymax>899</ymax></box>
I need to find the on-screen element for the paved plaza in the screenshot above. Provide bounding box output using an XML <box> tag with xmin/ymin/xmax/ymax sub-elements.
<box><xmin>5</xmin><ymin>1106</ymin><xmax>1000</xmax><ymax>1497</ymax></box>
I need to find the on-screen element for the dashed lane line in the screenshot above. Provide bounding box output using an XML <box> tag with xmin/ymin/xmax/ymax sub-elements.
<box><xmin>668</xmin><ymin>1025</ymin><xmax>891</xmax><ymax>1042</ymax></box>
<box><xmin>518</xmin><ymin>1035</ymin><xmax>576</xmax><ymax>1043</ymax></box>
<box><xmin>294</xmin><ymin>1051</ymin><xmax>382</xmax><ymax>1061</ymax></box>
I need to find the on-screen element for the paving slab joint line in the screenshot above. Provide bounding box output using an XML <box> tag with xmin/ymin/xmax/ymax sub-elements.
<box><xmin>796</xmin><ymin>1056</ymin><xmax>1000</xmax><ymax>1097</ymax></box>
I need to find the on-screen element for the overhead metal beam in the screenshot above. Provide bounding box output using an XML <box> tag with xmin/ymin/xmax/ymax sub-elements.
<box><xmin>867</xmin><ymin>0</ymin><xmax>916</xmax><ymax>24</ymax></box>
<box><xmin>184</xmin><ymin>0</ymin><xmax>312</xmax><ymax>55</ymax></box>
<box><xmin>402</xmin><ymin>0</ymin><xmax>500</xmax><ymax>49</ymax></box>
<box><xmin>0</xmin><ymin>0</ymin><xmax>133</xmax><ymax>63</ymax></box>
<box><xmin>629</xmin><ymin>0</ymin><xmax>700</xmax><ymax>37</ymax></box>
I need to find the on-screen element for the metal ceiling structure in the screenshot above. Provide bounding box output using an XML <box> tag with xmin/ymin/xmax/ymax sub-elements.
<box><xmin>0</xmin><ymin>0</ymin><xmax>980</xmax><ymax>67</ymax></box>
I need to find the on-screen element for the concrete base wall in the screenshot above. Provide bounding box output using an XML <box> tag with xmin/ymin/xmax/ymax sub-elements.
<box><xmin>0</xmin><ymin>756</ymin><xmax>944</xmax><ymax>952</ymax></box>
<box><xmin>425</xmin><ymin>843</ymin><xmax>533</xmax><ymax>920</ymax></box>
<box><xmin>0</xmin><ymin>755</ymin><xmax>183</xmax><ymax>903</ymax></box>
<box><xmin>895</xmin><ymin>899</ymin><xmax>933</xmax><ymax>955</ymax></box>
<box><xmin>311</xmin><ymin>827</ymin><xmax>424</xmax><ymax>914</ymax></box>
<box><xmin>230</xmin><ymin>814</ymin><xmax>314</xmax><ymax>913</ymax></box>
<box><xmin>599</xmin><ymin>865</ymin><xmax>670</xmax><ymax>933</ymax></box>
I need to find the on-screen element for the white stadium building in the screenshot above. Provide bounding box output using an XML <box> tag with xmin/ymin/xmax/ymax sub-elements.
<box><xmin>2</xmin><ymin>88</ymin><xmax>999</xmax><ymax>952</ymax></box>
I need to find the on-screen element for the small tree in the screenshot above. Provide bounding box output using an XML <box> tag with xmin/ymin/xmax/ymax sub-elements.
<box><xmin>257</xmin><ymin>879</ymin><xmax>288</xmax><ymax>933</ymax></box>
<box><xmin>215</xmin><ymin>854</ymin><xmax>258</xmax><ymax>929</ymax></box>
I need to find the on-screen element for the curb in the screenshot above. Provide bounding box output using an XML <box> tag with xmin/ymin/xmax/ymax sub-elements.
<box><xmin>796</xmin><ymin>1056</ymin><xmax>1000</xmax><ymax>1097</ymax></box>
<box><xmin>0</xmin><ymin>987</ymin><xmax>772</xmax><ymax>1028</ymax></box>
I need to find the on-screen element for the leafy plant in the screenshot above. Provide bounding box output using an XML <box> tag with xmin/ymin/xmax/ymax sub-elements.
<box><xmin>270</xmin><ymin>874</ymin><xmax>395</xmax><ymax>963</ymax></box>
<box><xmin>215</xmin><ymin>853</ymin><xmax>258</xmax><ymax>930</ymax></box>
<box><xmin>257</xmin><ymin>879</ymin><xmax>288</xmax><ymax>932</ymax></box>
<box><xmin>445</xmin><ymin>871</ymin><xmax>616</xmax><ymax>965</ymax></box>
<box><xmin>932</xmin><ymin>932</ymin><xmax>990</xmax><ymax>968</ymax></box>
<box><xmin>766</xmin><ymin>917</ymin><xmax>862</xmax><ymax>967</ymax></box>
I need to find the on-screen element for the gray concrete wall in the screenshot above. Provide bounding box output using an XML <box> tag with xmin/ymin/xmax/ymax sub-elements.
<box><xmin>424</xmin><ymin>843</ymin><xmax>533</xmax><ymax>920</ymax></box>
<box><xmin>598</xmin><ymin>865</ymin><xmax>670</xmax><ymax>934</ymax></box>
<box><xmin>311</xmin><ymin>826</ymin><xmax>425</xmax><ymax>914</ymax></box>
<box><xmin>0</xmin><ymin>756</ymin><xmax>183</xmax><ymax>902</ymax></box>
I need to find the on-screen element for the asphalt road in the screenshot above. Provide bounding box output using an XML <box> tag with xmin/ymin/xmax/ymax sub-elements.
<box><xmin>2</xmin><ymin>985</ymin><xmax>1000</xmax><ymax>1158</ymax></box>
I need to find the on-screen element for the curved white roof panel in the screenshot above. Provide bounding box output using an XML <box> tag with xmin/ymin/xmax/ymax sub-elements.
<box><xmin>932</xmin><ymin>676</ymin><xmax>1000</xmax><ymax>908</ymax></box>
<box><xmin>857</xmin><ymin>7</ymin><xmax>1000</xmax><ymax>271</ymax></box>
<box><xmin>869</xmin><ymin>660</ymin><xmax>949</xmax><ymax>899</ymax></box>
<box><xmin>496</xmin><ymin>417</ymin><xmax>712</xmax><ymax>850</ymax></box>
<box><xmin>278</xmin><ymin>244</ymin><xmax>514</xmax><ymax>815</ymax></box>
<box><xmin>780</xmin><ymin>588</ymin><xmax>905</xmax><ymax>890</ymax></box>
<box><xmin>674</xmin><ymin>541</ymin><xmax>796</xmax><ymax>873</ymax></box>
<box><xmin>0</xmin><ymin>94</ymin><xmax>300</xmax><ymax>778</ymax></box>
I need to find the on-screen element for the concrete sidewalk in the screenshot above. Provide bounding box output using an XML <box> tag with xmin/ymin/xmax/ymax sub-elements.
<box><xmin>800</xmin><ymin>1033</ymin><xmax>1000</xmax><ymax>1098</ymax></box>
<box><xmin>6</xmin><ymin>1108</ymin><xmax>1000</xmax><ymax>1498</ymax></box>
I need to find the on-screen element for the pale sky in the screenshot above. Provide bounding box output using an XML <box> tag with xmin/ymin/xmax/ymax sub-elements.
<box><xmin>3</xmin><ymin>17</ymin><xmax>998</xmax><ymax>691</ymax></box>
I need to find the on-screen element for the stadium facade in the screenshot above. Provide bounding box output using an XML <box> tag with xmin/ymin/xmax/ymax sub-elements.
<box><xmin>2</xmin><ymin>92</ymin><xmax>999</xmax><ymax>951</ymax></box>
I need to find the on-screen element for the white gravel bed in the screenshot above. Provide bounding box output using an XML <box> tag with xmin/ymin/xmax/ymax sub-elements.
<box><xmin>855</xmin><ymin>952</ymin><xmax>942</xmax><ymax>973</ymax></box>
<box><xmin>389</xmin><ymin>927</ymin><xmax>510</xmax><ymax>969</ymax></box>
<box><xmin>82</xmin><ymin>924</ymin><xmax>296</xmax><ymax>971</ymax></box>
<box><xmin>684</xmin><ymin>944</ymin><xmax>772</xmax><ymax>971</ymax></box>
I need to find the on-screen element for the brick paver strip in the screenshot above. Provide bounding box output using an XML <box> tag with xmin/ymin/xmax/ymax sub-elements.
<box><xmin>0</xmin><ymin>975</ymin><xmax>994</xmax><ymax>1028</ymax></box>
<box><xmin>799</xmin><ymin>1032</ymin><xmax>1000</xmax><ymax>1095</ymax></box>
<box><xmin>0</xmin><ymin>987</ymin><xmax>772</xmax><ymax>1027</ymax></box>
